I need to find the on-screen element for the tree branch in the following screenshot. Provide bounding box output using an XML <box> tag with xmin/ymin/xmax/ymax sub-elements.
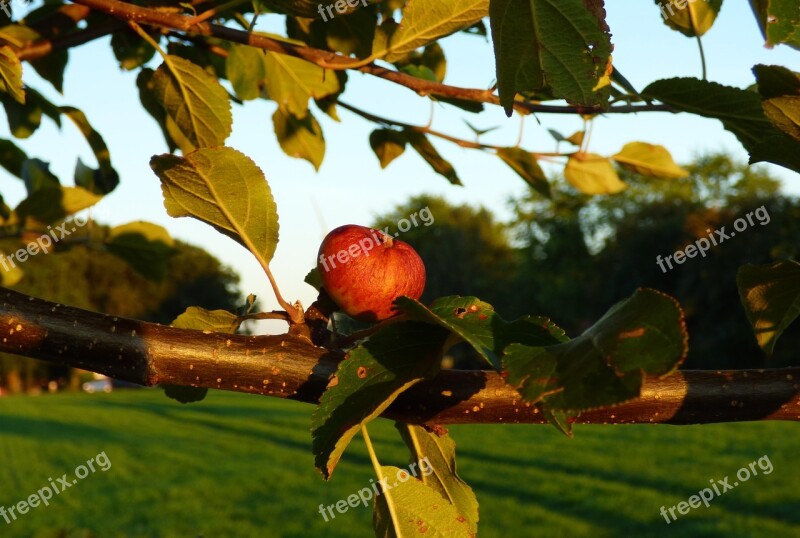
<box><xmin>1</xmin><ymin>287</ymin><xmax>798</xmax><ymax>426</ymax></box>
<box><xmin>58</xmin><ymin>0</ymin><xmax>673</xmax><ymax>116</ymax></box>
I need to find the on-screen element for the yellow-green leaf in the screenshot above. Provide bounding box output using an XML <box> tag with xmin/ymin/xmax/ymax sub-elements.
<box><xmin>369</xmin><ymin>128</ymin><xmax>406</xmax><ymax>169</ymax></box>
<box><xmin>150</xmin><ymin>147</ymin><xmax>280</xmax><ymax>265</ymax></box>
<box><xmin>373</xmin><ymin>466</ymin><xmax>473</xmax><ymax>538</ymax></box>
<box><xmin>376</xmin><ymin>0</ymin><xmax>488</xmax><ymax>62</ymax></box>
<box><xmin>612</xmin><ymin>142</ymin><xmax>689</xmax><ymax>179</ymax></box>
<box><xmin>565</xmin><ymin>153</ymin><xmax>626</xmax><ymax>195</ymax></box>
<box><xmin>226</xmin><ymin>45</ymin><xmax>266</xmax><ymax>101</ymax></box>
<box><xmin>395</xmin><ymin>424</ymin><xmax>479</xmax><ymax>534</ymax></box>
<box><xmin>172</xmin><ymin>306</ymin><xmax>240</xmax><ymax>333</ymax></box>
<box><xmin>16</xmin><ymin>186</ymin><xmax>102</xmax><ymax>225</ymax></box>
<box><xmin>263</xmin><ymin>51</ymin><xmax>340</xmax><ymax>118</ymax></box>
<box><xmin>151</xmin><ymin>55</ymin><xmax>232</xmax><ymax>148</ymax></box>
<box><xmin>0</xmin><ymin>45</ymin><xmax>24</xmax><ymax>104</ymax></box>
<box><xmin>273</xmin><ymin>108</ymin><xmax>326</xmax><ymax>170</ymax></box>
<box><xmin>656</xmin><ymin>0</ymin><xmax>722</xmax><ymax>37</ymax></box>
<box><xmin>496</xmin><ymin>147</ymin><xmax>550</xmax><ymax>197</ymax></box>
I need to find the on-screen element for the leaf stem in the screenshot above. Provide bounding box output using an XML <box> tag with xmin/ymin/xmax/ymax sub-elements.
<box><xmin>128</xmin><ymin>21</ymin><xmax>168</xmax><ymax>60</ymax></box>
<box><xmin>361</xmin><ymin>424</ymin><xmax>401</xmax><ymax>529</ymax></box>
<box><xmin>695</xmin><ymin>34</ymin><xmax>707</xmax><ymax>80</ymax></box>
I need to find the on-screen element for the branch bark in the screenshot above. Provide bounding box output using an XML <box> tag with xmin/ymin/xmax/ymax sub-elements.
<box><xmin>35</xmin><ymin>0</ymin><xmax>675</xmax><ymax>116</ymax></box>
<box><xmin>1</xmin><ymin>287</ymin><xmax>798</xmax><ymax>426</ymax></box>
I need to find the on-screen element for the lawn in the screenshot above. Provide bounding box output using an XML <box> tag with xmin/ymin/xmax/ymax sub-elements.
<box><xmin>0</xmin><ymin>389</ymin><xmax>798</xmax><ymax>537</ymax></box>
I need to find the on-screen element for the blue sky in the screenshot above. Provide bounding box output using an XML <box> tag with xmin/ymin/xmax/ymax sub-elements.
<box><xmin>1</xmin><ymin>1</ymin><xmax>798</xmax><ymax>330</ymax></box>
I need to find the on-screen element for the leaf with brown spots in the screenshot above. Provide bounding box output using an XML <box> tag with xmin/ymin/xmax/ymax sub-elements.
<box><xmin>373</xmin><ymin>465</ymin><xmax>473</xmax><ymax>538</ymax></box>
<box><xmin>503</xmin><ymin>288</ymin><xmax>687</xmax><ymax>434</ymax></box>
<box><xmin>396</xmin><ymin>295</ymin><xmax>566</xmax><ymax>370</ymax></box>
<box><xmin>395</xmin><ymin>424</ymin><xmax>479</xmax><ymax>533</ymax></box>
<box><xmin>311</xmin><ymin>322</ymin><xmax>449</xmax><ymax>480</ymax></box>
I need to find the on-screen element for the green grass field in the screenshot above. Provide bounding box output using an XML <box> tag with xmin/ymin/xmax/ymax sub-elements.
<box><xmin>0</xmin><ymin>389</ymin><xmax>798</xmax><ymax>537</ymax></box>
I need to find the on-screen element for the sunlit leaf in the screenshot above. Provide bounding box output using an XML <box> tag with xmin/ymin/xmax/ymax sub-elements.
<box><xmin>151</xmin><ymin>55</ymin><xmax>232</xmax><ymax>148</ymax></box>
<box><xmin>369</xmin><ymin>128</ymin><xmax>406</xmax><ymax>169</ymax></box>
<box><xmin>150</xmin><ymin>147</ymin><xmax>280</xmax><ymax>265</ymax></box>
<box><xmin>496</xmin><ymin>147</ymin><xmax>550</xmax><ymax>197</ymax></box>
<box><xmin>273</xmin><ymin>108</ymin><xmax>326</xmax><ymax>170</ymax></box>
<box><xmin>373</xmin><ymin>465</ymin><xmax>473</xmax><ymax>538</ymax></box>
<box><xmin>565</xmin><ymin>153</ymin><xmax>626</xmax><ymax>195</ymax></box>
<box><xmin>612</xmin><ymin>142</ymin><xmax>689</xmax><ymax>179</ymax></box>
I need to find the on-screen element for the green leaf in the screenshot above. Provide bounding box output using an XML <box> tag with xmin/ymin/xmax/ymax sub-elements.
<box><xmin>404</xmin><ymin>130</ymin><xmax>461</xmax><ymax>185</ymax></box>
<box><xmin>151</xmin><ymin>55</ymin><xmax>232</xmax><ymax>148</ymax></box>
<box><xmin>643</xmin><ymin>77</ymin><xmax>799</xmax><ymax>173</ymax></box>
<box><xmin>754</xmin><ymin>65</ymin><xmax>800</xmax><ymax>142</ymax></box>
<box><xmin>395</xmin><ymin>424</ymin><xmax>479</xmax><ymax>534</ymax></box>
<box><xmin>655</xmin><ymin>0</ymin><xmax>722</xmax><ymax>37</ymax></box>
<box><xmin>502</xmin><ymin>288</ymin><xmax>687</xmax><ymax>431</ymax></box>
<box><xmin>304</xmin><ymin>266</ymin><xmax>322</xmax><ymax>291</ymax></box>
<box><xmin>263</xmin><ymin>51</ymin><xmax>340</xmax><ymax>118</ymax></box>
<box><xmin>375</xmin><ymin>0</ymin><xmax>488</xmax><ymax>62</ymax></box>
<box><xmin>399</xmin><ymin>64</ymin><xmax>437</xmax><ymax>81</ymax></box>
<box><xmin>421</xmin><ymin>43</ymin><xmax>447</xmax><ymax>83</ymax></box>
<box><xmin>749</xmin><ymin>134</ymin><xmax>800</xmax><ymax>174</ymax></box>
<box><xmin>565</xmin><ymin>153</ymin><xmax>626</xmax><ymax>195</ymax></box>
<box><xmin>496</xmin><ymin>147</ymin><xmax>550</xmax><ymax>197</ymax></box>
<box><xmin>29</xmin><ymin>50</ymin><xmax>68</xmax><ymax>94</ymax></box>
<box><xmin>490</xmin><ymin>0</ymin><xmax>612</xmax><ymax>113</ymax></box>
<box><xmin>111</xmin><ymin>28</ymin><xmax>157</xmax><ymax>71</ymax></box>
<box><xmin>369</xmin><ymin>129</ymin><xmax>406</xmax><ymax>169</ymax></box>
<box><xmin>226</xmin><ymin>44</ymin><xmax>266</xmax><ymax>101</ymax></box>
<box><xmin>21</xmin><ymin>158</ymin><xmax>60</xmax><ymax>194</ymax></box>
<box><xmin>60</xmin><ymin>106</ymin><xmax>120</xmax><ymax>195</ymax></box>
<box><xmin>172</xmin><ymin>306</ymin><xmax>241</xmax><ymax>333</ymax></box>
<box><xmin>737</xmin><ymin>260</ymin><xmax>800</xmax><ymax>356</ymax></box>
<box><xmin>396</xmin><ymin>295</ymin><xmax>565</xmax><ymax>370</ymax></box>
<box><xmin>136</xmin><ymin>68</ymin><xmax>179</xmax><ymax>153</ymax></box>
<box><xmin>373</xmin><ymin>465</ymin><xmax>473</xmax><ymax>538</ymax></box>
<box><xmin>273</xmin><ymin>108</ymin><xmax>326</xmax><ymax>170</ymax></box>
<box><xmin>0</xmin><ymin>138</ymin><xmax>28</xmax><ymax>179</ymax></box>
<box><xmin>326</xmin><ymin>4</ymin><xmax>378</xmax><ymax>58</ymax></box>
<box><xmin>642</xmin><ymin>77</ymin><xmax>777</xmax><ymax>152</ymax></box>
<box><xmin>752</xmin><ymin>0</ymin><xmax>800</xmax><ymax>49</ymax></box>
<box><xmin>163</xmin><ymin>305</ymin><xmax>241</xmax><ymax>403</ymax></box>
<box><xmin>105</xmin><ymin>221</ymin><xmax>176</xmax><ymax>281</ymax></box>
<box><xmin>611</xmin><ymin>142</ymin><xmax>689</xmax><ymax>179</ymax></box>
<box><xmin>15</xmin><ymin>186</ymin><xmax>102</xmax><ymax>225</ymax></box>
<box><xmin>0</xmin><ymin>45</ymin><xmax>25</xmax><ymax>104</ymax></box>
<box><xmin>0</xmin><ymin>92</ymin><xmax>42</xmax><ymax>139</ymax></box>
<box><xmin>311</xmin><ymin>321</ymin><xmax>449</xmax><ymax>479</ymax></box>
<box><xmin>150</xmin><ymin>147</ymin><xmax>280</xmax><ymax>265</ymax></box>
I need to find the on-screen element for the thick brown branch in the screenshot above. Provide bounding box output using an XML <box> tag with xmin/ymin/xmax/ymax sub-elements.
<box><xmin>1</xmin><ymin>287</ymin><xmax>798</xmax><ymax>426</ymax></box>
<box><xmin>60</xmin><ymin>0</ymin><xmax>672</xmax><ymax>116</ymax></box>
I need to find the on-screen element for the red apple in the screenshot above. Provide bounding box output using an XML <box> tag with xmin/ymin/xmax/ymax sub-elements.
<box><xmin>317</xmin><ymin>224</ymin><xmax>426</xmax><ymax>322</ymax></box>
